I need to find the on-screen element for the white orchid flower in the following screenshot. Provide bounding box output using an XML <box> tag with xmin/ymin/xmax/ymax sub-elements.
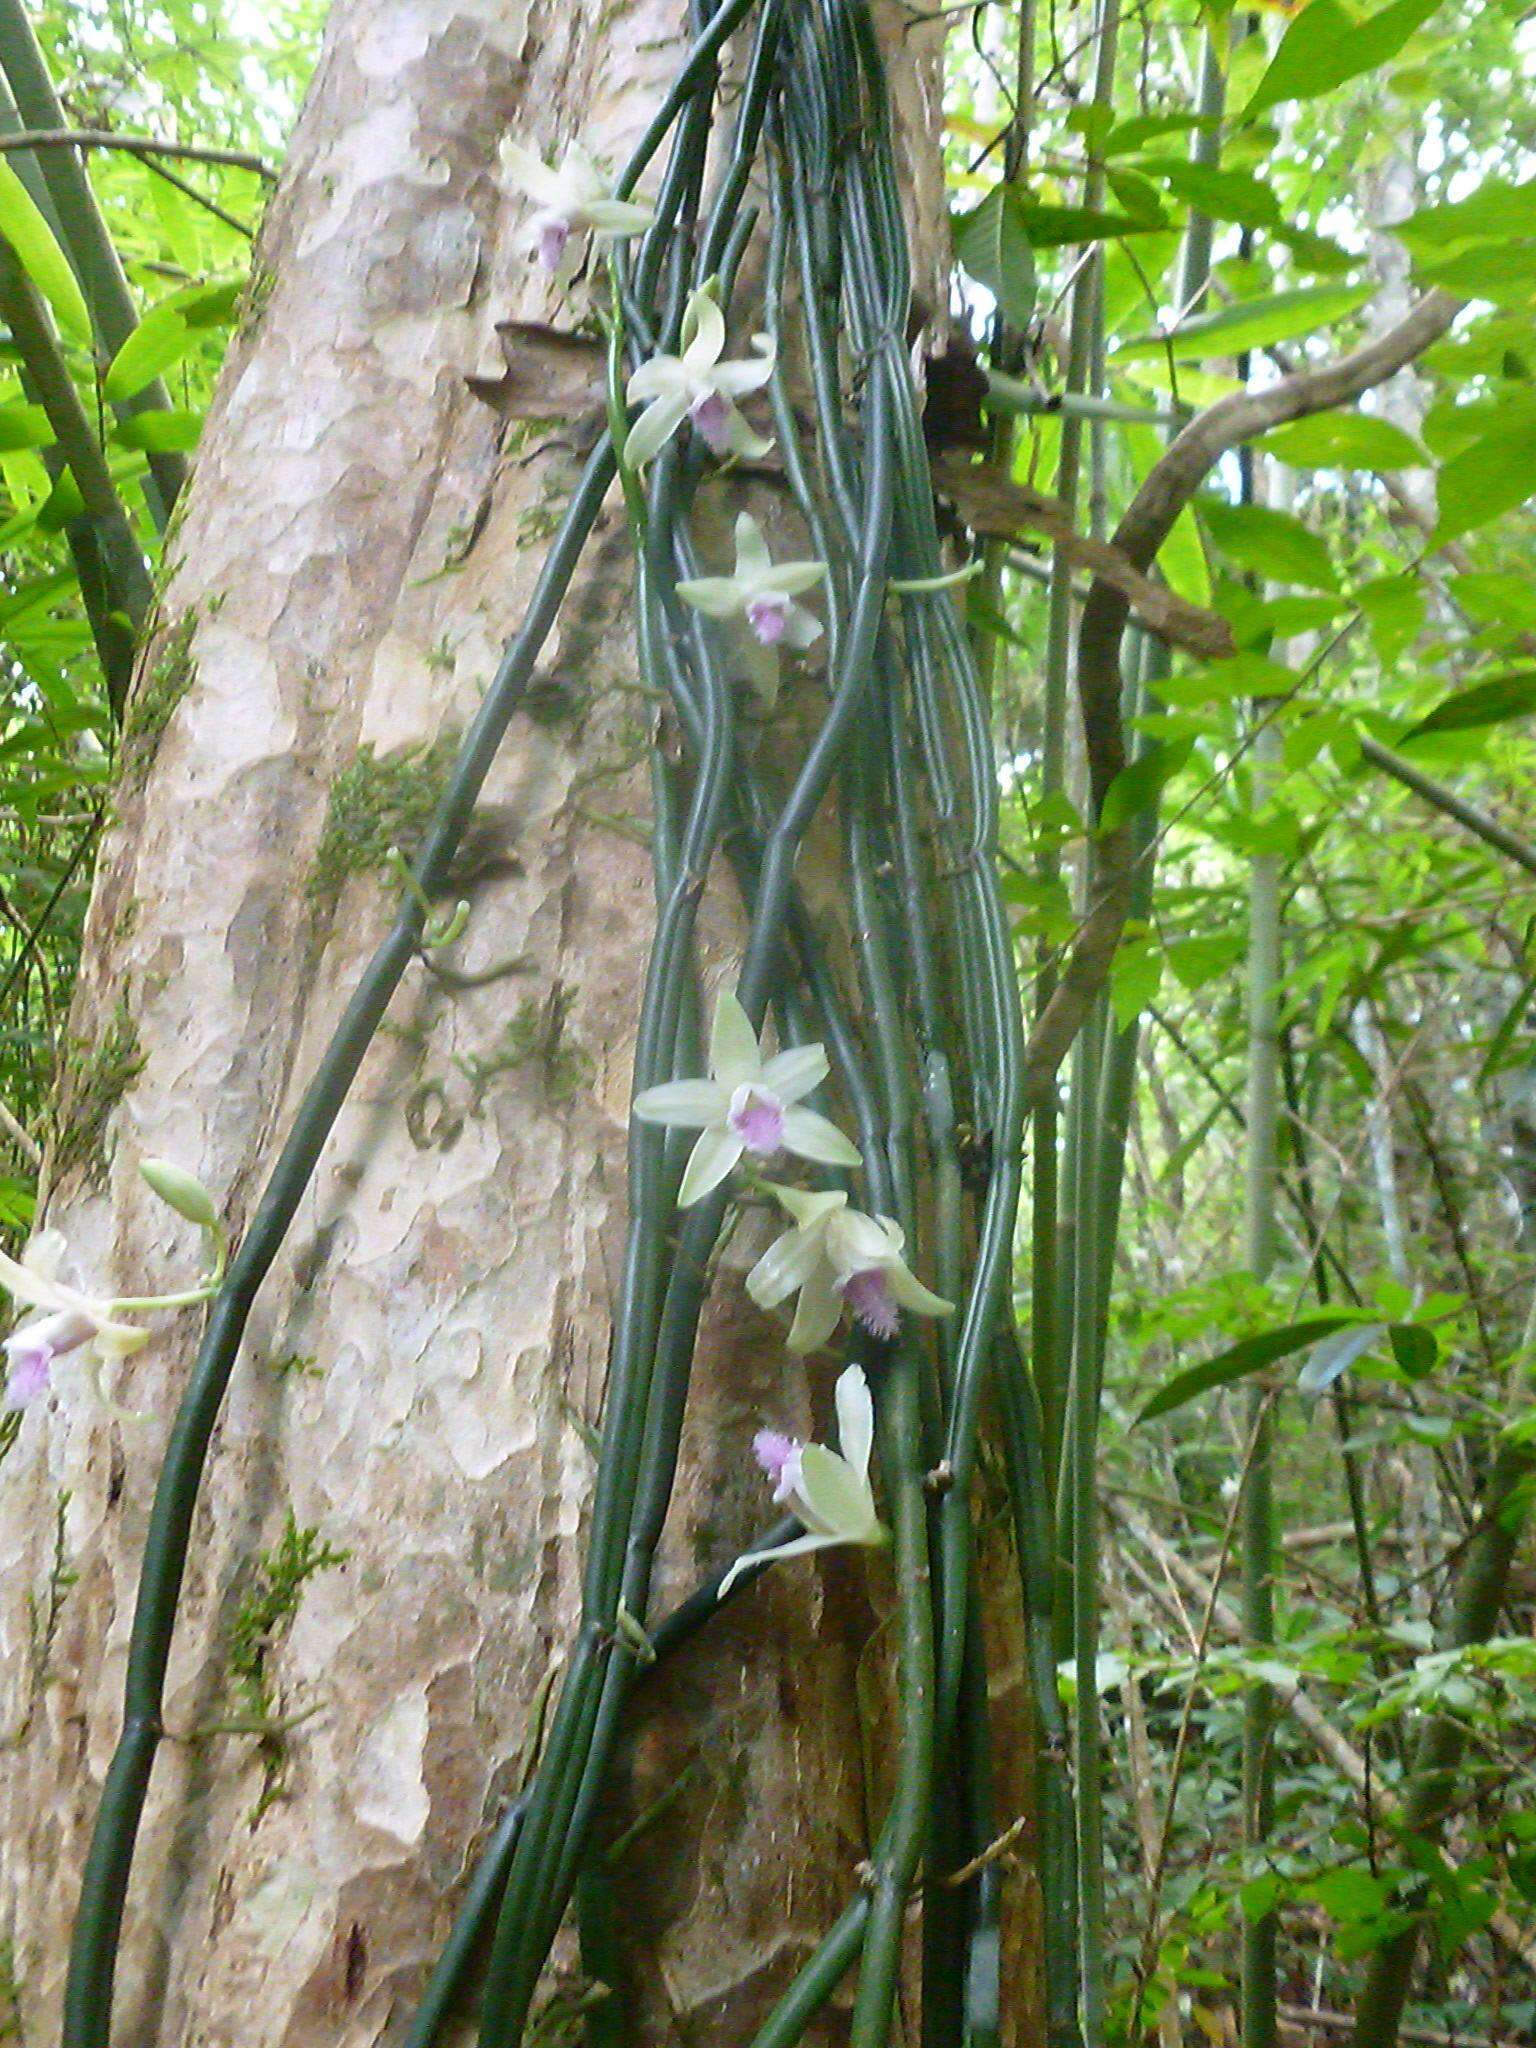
<box><xmin>718</xmin><ymin>1364</ymin><xmax>887</xmax><ymax>1598</ymax></box>
<box><xmin>676</xmin><ymin>513</ymin><xmax>825</xmax><ymax>704</ymax></box>
<box><xmin>624</xmin><ymin>284</ymin><xmax>775</xmax><ymax>468</ymax></box>
<box><xmin>1</xmin><ymin>1232</ymin><xmax>148</xmax><ymax>1409</ymax></box>
<box><xmin>500</xmin><ymin>138</ymin><xmax>654</xmax><ymax>271</ymax></box>
<box><xmin>2</xmin><ymin>1159</ymin><xmax>225</xmax><ymax>1410</ymax></box>
<box><xmin>746</xmin><ymin>1185</ymin><xmax>953</xmax><ymax>1354</ymax></box>
<box><xmin>631</xmin><ymin>990</ymin><xmax>862</xmax><ymax>1208</ymax></box>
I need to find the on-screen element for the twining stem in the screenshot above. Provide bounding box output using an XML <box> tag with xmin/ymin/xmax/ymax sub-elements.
<box><xmin>1241</xmin><ymin>716</ymin><xmax>1282</xmax><ymax>2048</ymax></box>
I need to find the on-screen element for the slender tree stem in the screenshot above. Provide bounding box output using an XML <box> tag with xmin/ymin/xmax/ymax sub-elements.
<box><xmin>1241</xmin><ymin>717</ymin><xmax>1282</xmax><ymax>2048</ymax></box>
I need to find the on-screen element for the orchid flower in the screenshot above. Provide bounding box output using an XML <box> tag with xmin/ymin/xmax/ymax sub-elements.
<box><xmin>1</xmin><ymin>1234</ymin><xmax>149</xmax><ymax>1409</ymax></box>
<box><xmin>2</xmin><ymin>1158</ymin><xmax>225</xmax><ymax>1411</ymax></box>
<box><xmin>676</xmin><ymin>513</ymin><xmax>825</xmax><ymax>704</ymax></box>
<box><xmin>624</xmin><ymin>284</ymin><xmax>774</xmax><ymax>468</ymax></box>
<box><xmin>746</xmin><ymin>1185</ymin><xmax>953</xmax><ymax>1354</ymax></box>
<box><xmin>718</xmin><ymin>1365</ymin><xmax>887</xmax><ymax>1598</ymax></box>
<box><xmin>631</xmin><ymin>990</ymin><xmax>861</xmax><ymax>1208</ymax></box>
<box><xmin>500</xmin><ymin>138</ymin><xmax>653</xmax><ymax>272</ymax></box>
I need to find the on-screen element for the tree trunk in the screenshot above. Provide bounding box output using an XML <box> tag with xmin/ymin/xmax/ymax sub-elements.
<box><xmin>0</xmin><ymin>3</ymin><xmax>1007</xmax><ymax>2042</ymax></box>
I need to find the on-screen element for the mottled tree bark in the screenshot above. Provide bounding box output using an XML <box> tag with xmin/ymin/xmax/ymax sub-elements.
<box><xmin>0</xmin><ymin>4</ymin><xmax>1028</xmax><ymax>2045</ymax></box>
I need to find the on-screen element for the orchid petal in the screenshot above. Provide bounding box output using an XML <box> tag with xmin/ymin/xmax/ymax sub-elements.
<box><xmin>623</xmin><ymin>389</ymin><xmax>692</xmax><ymax>469</ymax></box>
<box><xmin>787</xmin><ymin>1261</ymin><xmax>843</xmax><ymax>1354</ymax></box>
<box><xmin>677</xmin><ymin>1124</ymin><xmax>746</xmax><ymax>1207</ymax></box>
<box><xmin>717</xmin><ymin>1529</ymin><xmax>846</xmax><ymax>1601</ymax></box>
<box><xmin>681</xmin><ymin>288</ymin><xmax>726</xmax><ymax>370</ymax></box>
<box><xmin>709</xmin><ymin>346</ymin><xmax>776</xmax><ymax>397</ymax></box>
<box><xmin>631</xmin><ymin>1079</ymin><xmax>728</xmax><ymax>1128</ymax></box>
<box><xmin>94</xmin><ymin>1319</ymin><xmax>153</xmax><ymax>1356</ymax></box>
<box><xmin>719</xmin><ymin>410</ymin><xmax>774</xmax><ymax>461</ymax></box>
<box><xmin>828</xmin><ymin>1208</ymin><xmax>903</xmax><ymax>1273</ymax></box>
<box><xmin>778</xmin><ymin>602</ymin><xmax>824</xmax><ymax>650</ymax></box>
<box><xmin>758</xmin><ymin>1043</ymin><xmax>829</xmax><ymax>1104</ymax></box>
<box><xmin>585</xmin><ymin>199</ymin><xmax>656</xmax><ymax>235</ymax></box>
<box><xmin>738</xmin><ymin>633</ymin><xmax>780</xmax><ymax>708</ymax></box>
<box><xmin>499</xmin><ymin>139</ymin><xmax>566</xmax><ymax>205</ymax></box>
<box><xmin>758</xmin><ymin>561</ymin><xmax>827</xmax><ymax>598</ymax></box>
<box><xmin>796</xmin><ymin>1441</ymin><xmax>878</xmax><ymax>1539</ymax></box>
<box><xmin>674</xmin><ymin>576</ymin><xmax>745</xmax><ymax>620</ymax></box>
<box><xmin>746</xmin><ymin>1225</ymin><xmax>826</xmax><ymax>1310</ymax></box>
<box><xmin>769</xmin><ymin>1184</ymin><xmax>847</xmax><ymax>1232</ymax></box>
<box><xmin>887</xmin><ymin>1265</ymin><xmax>954</xmax><ymax>1318</ymax></box>
<box><xmin>709</xmin><ymin>990</ymin><xmax>763</xmax><ymax>1088</ymax></box>
<box><xmin>626</xmin><ymin>355</ymin><xmax>690</xmax><ymax>404</ymax></box>
<box><xmin>732</xmin><ymin>513</ymin><xmax>774</xmax><ymax>582</ymax></box>
<box><xmin>0</xmin><ymin>1247</ymin><xmax>100</xmax><ymax>1322</ymax></box>
<box><xmin>779</xmin><ymin>1107</ymin><xmax>862</xmax><ymax>1169</ymax></box>
<box><xmin>834</xmin><ymin>1365</ymin><xmax>875</xmax><ymax>1486</ymax></box>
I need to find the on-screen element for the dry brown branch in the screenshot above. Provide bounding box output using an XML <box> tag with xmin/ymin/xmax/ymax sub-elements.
<box><xmin>1016</xmin><ymin>289</ymin><xmax>1464</xmax><ymax>1109</ymax></box>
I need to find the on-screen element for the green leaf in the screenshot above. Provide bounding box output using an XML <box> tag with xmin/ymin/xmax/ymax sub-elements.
<box><xmin>1109</xmin><ymin>935</ymin><xmax>1164</xmax><ymax>1028</ymax></box>
<box><xmin>0</xmin><ymin>160</ymin><xmax>91</xmax><ymax>344</ymax></box>
<box><xmin>1114</xmin><ymin>284</ymin><xmax>1372</xmax><ymax>363</ymax></box>
<box><xmin>1105</xmin><ymin>112</ymin><xmax>1215</xmax><ymax>155</ymax></box>
<box><xmin>1244</xmin><ymin>0</ymin><xmax>1443</xmax><ymax>120</ymax></box>
<box><xmin>0</xmin><ymin>401</ymin><xmax>52</xmax><ymax>452</ymax></box>
<box><xmin>1398</xmin><ymin>175</ymin><xmax>1536</xmax><ymax>252</ymax></box>
<box><xmin>1200</xmin><ymin>499</ymin><xmax>1338</xmax><ymax>591</ymax></box>
<box><xmin>104</xmin><ymin>306</ymin><xmax>197</xmax><ymax>402</ymax></box>
<box><xmin>1356</xmin><ymin>574</ymin><xmax>1424</xmax><ymax>664</ymax></box>
<box><xmin>1135</xmin><ymin>1315</ymin><xmax>1364</xmax><ymax>1423</ymax></box>
<box><xmin>1449</xmin><ymin>572</ymin><xmax>1536</xmax><ymax>634</ymax></box>
<box><xmin>953</xmin><ymin>185</ymin><xmax>1038</xmax><ymax>329</ymax></box>
<box><xmin>1389</xmin><ymin>1323</ymin><xmax>1438</xmax><ymax>1377</ymax></box>
<box><xmin>1168</xmin><ymin>932</ymin><xmax>1244</xmax><ymax>990</ymax></box>
<box><xmin>1412</xmin><ymin>241</ymin><xmax>1536</xmax><ymax>307</ymax></box>
<box><xmin>1012</xmin><ymin>202</ymin><xmax>1161</xmax><ymax>247</ymax></box>
<box><xmin>1297</xmin><ymin>1323</ymin><xmax>1387</xmax><ymax>1393</ymax></box>
<box><xmin>1099</xmin><ymin>738</ymin><xmax>1193</xmax><ymax>833</ymax></box>
<box><xmin>1478</xmin><ymin>966</ymin><xmax>1536</xmax><ymax>1084</ymax></box>
<box><xmin>1434</xmin><ymin>419</ymin><xmax>1536</xmax><ymax>542</ymax></box>
<box><xmin>112</xmin><ymin>409</ymin><xmax>203</xmax><ymax>453</ymax></box>
<box><xmin>1257</xmin><ymin>412</ymin><xmax>1425</xmax><ymax>470</ymax></box>
<box><xmin>1134</xmin><ymin>156</ymin><xmax>1282</xmax><ymax>230</ymax></box>
<box><xmin>1401</xmin><ymin>670</ymin><xmax>1536</xmax><ymax>741</ymax></box>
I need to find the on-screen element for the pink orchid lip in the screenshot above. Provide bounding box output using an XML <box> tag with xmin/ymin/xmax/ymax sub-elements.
<box><xmin>746</xmin><ymin>596</ymin><xmax>788</xmax><ymax>646</ymax></box>
<box><xmin>727</xmin><ymin>1083</ymin><xmax>786</xmax><ymax>1156</ymax></box>
<box><xmin>1</xmin><ymin>1309</ymin><xmax>92</xmax><ymax>1406</ymax></box>
<box><xmin>840</xmin><ymin>1266</ymin><xmax>900</xmax><ymax>1341</ymax></box>
<box><xmin>753</xmin><ymin>1428</ymin><xmax>798</xmax><ymax>1487</ymax></box>
<box><xmin>3</xmin><ymin>1341</ymin><xmax>52</xmax><ymax>1406</ymax></box>
<box><xmin>536</xmin><ymin>217</ymin><xmax>571</xmax><ymax>269</ymax></box>
<box><xmin>690</xmin><ymin>389</ymin><xmax>732</xmax><ymax>450</ymax></box>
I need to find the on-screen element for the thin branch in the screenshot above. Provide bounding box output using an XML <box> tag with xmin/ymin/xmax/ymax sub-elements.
<box><xmin>0</xmin><ymin>1090</ymin><xmax>41</xmax><ymax>1166</ymax></box>
<box><xmin>0</xmin><ymin>127</ymin><xmax>275</xmax><ymax>177</ymax></box>
<box><xmin>1358</xmin><ymin>736</ymin><xmax>1536</xmax><ymax>880</ymax></box>
<box><xmin>1281</xmin><ymin>2007</ymin><xmax>1522</xmax><ymax>2048</ymax></box>
<box><xmin>135</xmin><ymin>149</ymin><xmax>255</xmax><ymax>238</ymax></box>
<box><xmin>1019</xmin><ymin>290</ymin><xmax>1466</xmax><ymax>1110</ymax></box>
<box><xmin>1108</xmin><ymin>1496</ymin><xmax>1536</xmax><ymax>1983</ymax></box>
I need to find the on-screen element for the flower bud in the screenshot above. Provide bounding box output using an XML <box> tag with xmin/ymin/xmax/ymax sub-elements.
<box><xmin>139</xmin><ymin>1157</ymin><xmax>219</xmax><ymax>1230</ymax></box>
